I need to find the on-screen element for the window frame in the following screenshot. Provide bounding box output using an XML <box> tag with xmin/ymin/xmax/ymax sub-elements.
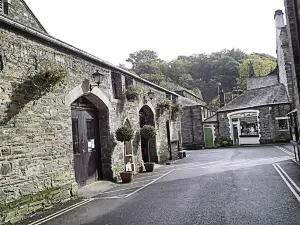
<box><xmin>276</xmin><ymin>117</ymin><xmax>289</xmax><ymax>131</ymax></box>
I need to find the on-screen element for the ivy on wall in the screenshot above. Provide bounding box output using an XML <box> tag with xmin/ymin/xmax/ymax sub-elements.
<box><xmin>1</xmin><ymin>60</ymin><xmax>68</xmax><ymax>125</ymax></box>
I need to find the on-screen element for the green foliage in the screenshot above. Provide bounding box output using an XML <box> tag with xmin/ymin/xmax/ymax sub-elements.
<box><xmin>1</xmin><ymin>60</ymin><xmax>68</xmax><ymax>125</ymax></box>
<box><xmin>140</xmin><ymin>73</ymin><xmax>165</xmax><ymax>85</ymax></box>
<box><xmin>124</xmin><ymin>49</ymin><xmax>276</xmax><ymax>104</ymax></box>
<box><xmin>32</xmin><ymin>60</ymin><xmax>68</xmax><ymax>97</ymax></box>
<box><xmin>125</xmin><ymin>85</ymin><xmax>142</xmax><ymax>101</ymax></box>
<box><xmin>172</xmin><ymin>103</ymin><xmax>183</xmax><ymax>115</ymax></box>
<box><xmin>214</xmin><ymin>136</ymin><xmax>232</xmax><ymax>147</ymax></box>
<box><xmin>237</xmin><ymin>54</ymin><xmax>277</xmax><ymax>89</ymax></box>
<box><xmin>115</xmin><ymin>126</ymin><xmax>134</xmax><ymax>142</ymax></box>
<box><xmin>157</xmin><ymin>100</ymin><xmax>173</xmax><ymax>111</ymax></box>
<box><xmin>140</xmin><ymin>125</ymin><xmax>156</xmax><ymax>140</ymax></box>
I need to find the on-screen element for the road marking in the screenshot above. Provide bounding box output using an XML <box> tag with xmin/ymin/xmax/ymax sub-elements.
<box><xmin>134</xmin><ymin>173</ymin><xmax>162</xmax><ymax>180</ymax></box>
<box><xmin>274</xmin><ymin>146</ymin><xmax>294</xmax><ymax>156</ymax></box>
<box><xmin>29</xmin><ymin>199</ymin><xmax>93</xmax><ymax>225</ymax></box>
<box><xmin>182</xmin><ymin>156</ymin><xmax>291</xmax><ymax>171</ymax></box>
<box><xmin>273</xmin><ymin>164</ymin><xmax>300</xmax><ymax>202</ymax></box>
<box><xmin>126</xmin><ymin>169</ymin><xmax>175</xmax><ymax>197</ymax></box>
<box><xmin>276</xmin><ymin>163</ymin><xmax>300</xmax><ymax>192</ymax></box>
<box><xmin>100</xmin><ymin>185</ymin><xmax>143</xmax><ymax>194</ymax></box>
<box><xmin>91</xmin><ymin>195</ymin><xmax>128</xmax><ymax>199</ymax></box>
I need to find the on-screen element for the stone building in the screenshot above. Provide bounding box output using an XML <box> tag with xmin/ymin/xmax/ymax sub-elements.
<box><xmin>175</xmin><ymin>89</ymin><xmax>213</xmax><ymax>149</ymax></box>
<box><xmin>214</xmin><ymin>9</ymin><xmax>296</xmax><ymax>146</ymax></box>
<box><xmin>0</xmin><ymin>1</ymin><xmax>201</xmax><ymax>223</ymax></box>
<box><xmin>217</xmin><ymin>74</ymin><xmax>291</xmax><ymax>145</ymax></box>
<box><xmin>279</xmin><ymin>1</ymin><xmax>300</xmax><ymax>144</ymax></box>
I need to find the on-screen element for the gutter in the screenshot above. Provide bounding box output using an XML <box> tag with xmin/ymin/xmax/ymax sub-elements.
<box><xmin>217</xmin><ymin>102</ymin><xmax>291</xmax><ymax>113</ymax></box>
<box><xmin>0</xmin><ymin>15</ymin><xmax>180</xmax><ymax>97</ymax></box>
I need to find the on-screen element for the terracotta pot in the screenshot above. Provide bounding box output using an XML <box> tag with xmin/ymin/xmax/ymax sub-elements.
<box><xmin>144</xmin><ymin>162</ymin><xmax>155</xmax><ymax>172</ymax></box>
<box><xmin>120</xmin><ymin>172</ymin><xmax>133</xmax><ymax>183</ymax></box>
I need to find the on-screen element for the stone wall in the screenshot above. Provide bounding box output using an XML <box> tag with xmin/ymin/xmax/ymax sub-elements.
<box><xmin>0</xmin><ymin>23</ymin><xmax>183</xmax><ymax>223</ymax></box>
<box><xmin>284</xmin><ymin>0</ymin><xmax>300</xmax><ymax>123</ymax></box>
<box><xmin>246</xmin><ymin>74</ymin><xmax>278</xmax><ymax>90</ymax></box>
<box><xmin>181</xmin><ymin>106</ymin><xmax>204</xmax><ymax>149</ymax></box>
<box><xmin>278</xmin><ymin>26</ymin><xmax>295</xmax><ymax>105</ymax></box>
<box><xmin>217</xmin><ymin>104</ymin><xmax>291</xmax><ymax>144</ymax></box>
<box><xmin>5</xmin><ymin>0</ymin><xmax>46</xmax><ymax>33</ymax></box>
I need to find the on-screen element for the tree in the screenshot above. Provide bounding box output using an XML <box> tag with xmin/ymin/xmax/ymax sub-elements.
<box><xmin>126</xmin><ymin>50</ymin><xmax>159</xmax><ymax>71</ymax></box>
<box><xmin>140</xmin><ymin>73</ymin><xmax>166</xmax><ymax>85</ymax></box>
<box><xmin>237</xmin><ymin>54</ymin><xmax>277</xmax><ymax>89</ymax></box>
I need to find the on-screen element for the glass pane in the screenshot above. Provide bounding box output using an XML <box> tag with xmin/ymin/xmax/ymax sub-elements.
<box><xmin>125</xmin><ymin>141</ymin><xmax>132</xmax><ymax>155</ymax></box>
<box><xmin>72</xmin><ymin>119</ymin><xmax>80</xmax><ymax>154</ymax></box>
<box><xmin>86</xmin><ymin>119</ymin><xmax>96</xmax><ymax>152</ymax></box>
<box><xmin>279</xmin><ymin>119</ymin><xmax>288</xmax><ymax>130</ymax></box>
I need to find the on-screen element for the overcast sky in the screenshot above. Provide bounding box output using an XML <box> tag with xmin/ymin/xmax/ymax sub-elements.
<box><xmin>26</xmin><ymin>0</ymin><xmax>285</xmax><ymax>66</ymax></box>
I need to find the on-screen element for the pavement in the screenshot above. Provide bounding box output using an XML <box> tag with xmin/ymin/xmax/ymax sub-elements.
<box><xmin>18</xmin><ymin>145</ymin><xmax>300</xmax><ymax>225</ymax></box>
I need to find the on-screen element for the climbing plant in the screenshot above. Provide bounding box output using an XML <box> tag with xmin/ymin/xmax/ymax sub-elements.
<box><xmin>1</xmin><ymin>60</ymin><xmax>68</xmax><ymax>125</ymax></box>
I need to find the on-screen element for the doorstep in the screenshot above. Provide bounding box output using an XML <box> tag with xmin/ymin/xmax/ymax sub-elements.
<box><xmin>78</xmin><ymin>181</ymin><xmax>119</xmax><ymax>198</ymax></box>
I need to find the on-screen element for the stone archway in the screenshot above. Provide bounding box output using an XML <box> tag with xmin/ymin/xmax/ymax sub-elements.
<box><xmin>67</xmin><ymin>83</ymin><xmax>112</xmax><ymax>186</ymax></box>
<box><xmin>139</xmin><ymin>105</ymin><xmax>158</xmax><ymax>163</ymax></box>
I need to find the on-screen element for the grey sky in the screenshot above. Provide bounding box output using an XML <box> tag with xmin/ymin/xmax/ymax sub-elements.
<box><xmin>26</xmin><ymin>0</ymin><xmax>285</xmax><ymax>66</ymax></box>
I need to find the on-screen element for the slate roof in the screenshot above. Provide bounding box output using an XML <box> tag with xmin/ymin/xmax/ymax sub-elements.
<box><xmin>204</xmin><ymin>114</ymin><xmax>217</xmax><ymax>123</ymax></box>
<box><xmin>217</xmin><ymin>84</ymin><xmax>290</xmax><ymax>112</ymax></box>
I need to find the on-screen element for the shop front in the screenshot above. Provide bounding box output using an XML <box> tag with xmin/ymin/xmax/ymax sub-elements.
<box><xmin>228</xmin><ymin>110</ymin><xmax>260</xmax><ymax>145</ymax></box>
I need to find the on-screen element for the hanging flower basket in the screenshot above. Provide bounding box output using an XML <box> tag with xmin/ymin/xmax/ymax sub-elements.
<box><xmin>171</xmin><ymin>103</ymin><xmax>183</xmax><ymax>118</ymax></box>
<box><xmin>125</xmin><ymin>85</ymin><xmax>142</xmax><ymax>101</ymax></box>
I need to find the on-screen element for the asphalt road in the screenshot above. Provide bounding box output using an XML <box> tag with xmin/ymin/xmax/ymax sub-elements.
<box><xmin>23</xmin><ymin>145</ymin><xmax>300</xmax><ymax>225</ymax></box>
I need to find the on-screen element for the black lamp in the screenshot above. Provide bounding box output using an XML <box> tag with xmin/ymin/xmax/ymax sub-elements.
<box><xmin>147</xmin><ymin>90</ymin><xmax>155</xmax><ymax>100</ymax></box>
<box><xmin>90</xmin><ymin>70</ymin><xmax>105</xmax><ymax>91</ymax></box>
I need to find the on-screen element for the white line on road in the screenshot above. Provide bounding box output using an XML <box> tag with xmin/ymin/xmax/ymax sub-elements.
<box><xmin>274</xmin><ymin>146</ymin><xmax>294</xmax><ymax>156</ymax></box>
<box><xmin>125</xmin><ymin>169</ymin><xmax>175</xmax><ymax>198</ymax></box>
<box><xmin>276</xmin><ymin>163</ymin><xmax>300</xmax><ymax>193</ymax></box>
<box><xmin>273</xmin><ymin>164</ymin><xmax>300</xmax><ymax>202</ymax></box>
<box><xmin>101</xmin><ymin>185</ymin><xmax>143</xmax><ymax>194</ymax></box>
<box><xmin>28</xmin><ymin>199</ymin><xmax>93</xmax><ymax>225</ymax></box>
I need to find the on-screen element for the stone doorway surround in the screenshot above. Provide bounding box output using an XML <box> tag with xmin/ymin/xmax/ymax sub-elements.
<box><xmin>65</xmin><ymin>82</ymin><xmax>114</xmax><ymax>184</ymax></box>
<box><xmin>139</xmin><ymin>105</ymin><xmax>158</xmax><ymax>163</ymax></box>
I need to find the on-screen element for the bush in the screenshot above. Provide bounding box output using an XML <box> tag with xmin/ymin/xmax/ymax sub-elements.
<box><xmin>115</xmin><ymin>126</ymin><xmax>134</xmax><ymax>142</ymax></box>
<box><xmin>140</xmin><ymin>125</ymin><xmax>156</xmax><ymax>140</ymax></box>
<box><xmin>214</xmin><ymin>136</ymin><xmax>231</xmax><ymax>147</ymax></box>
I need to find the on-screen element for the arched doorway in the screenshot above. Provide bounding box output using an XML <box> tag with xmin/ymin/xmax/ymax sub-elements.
<box><xmin>71</xmin><ymin>95</ymin><xmax>108</xmax><ymax>187</ymax></box>
<box><xmin>139</xmin><ymin>105</ymin><xmax>157</xmax><ymax>163</ymax></box>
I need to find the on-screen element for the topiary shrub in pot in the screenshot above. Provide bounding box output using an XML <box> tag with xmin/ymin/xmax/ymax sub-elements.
<box><xmin>140</xmin><ymin>125</ymin><xmax>157</xmax><ymax>172</ymax></box>
<box><xmin>115</xmin><ymin>126</ymin><xmax>134</xmax><ymax>183</ymax></box>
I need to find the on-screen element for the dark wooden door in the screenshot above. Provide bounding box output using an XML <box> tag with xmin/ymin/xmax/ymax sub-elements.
<box><xmin>71</xmin><ymin>108</ymin><xmax>101</xmax><ymax>187</ymax></box>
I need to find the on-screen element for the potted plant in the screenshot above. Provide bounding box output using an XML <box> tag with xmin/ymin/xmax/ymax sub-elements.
<box><xmin>125</xmin><ymin>85</ymin><xmax>142</xmax><ymax>102</ymax></box>
<box><xmin>115</xmin><ymin>126</ymin><xmax>134</xmax><ymax>183</ymax></box>
<box><xmin>140</xmin><ymin>125</ymin><xmax>157</xmax><ymax>172</ymax></box>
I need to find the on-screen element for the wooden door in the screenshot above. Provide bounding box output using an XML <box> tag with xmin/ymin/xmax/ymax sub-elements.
<box><xmin>71</xmin><ymin>108</ymin><xmax>100</xmax><ymax>187</ymax></box>
<box><xmin>204</xmin><ymin>127</ymin><xmax>214</xmax><ymax>147</ymax></box>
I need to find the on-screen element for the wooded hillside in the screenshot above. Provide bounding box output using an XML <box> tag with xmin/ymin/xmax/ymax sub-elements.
<box><xmin>121</xmin><ymin>49</ymin><xmax>276</xmax><ymax>105</ymax></box>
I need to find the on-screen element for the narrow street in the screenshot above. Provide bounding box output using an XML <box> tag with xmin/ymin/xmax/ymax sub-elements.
<box><xmin>20</xmin><ymin>145</ymin><xmax>300</xmax><ymax>225</ymax></box>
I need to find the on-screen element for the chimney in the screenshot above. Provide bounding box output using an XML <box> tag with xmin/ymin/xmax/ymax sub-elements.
<box><xmin>274</xmin><ymin>10</ymin><xmax>284</xmax><ymax>29</ymax></box>
<box><xmin>219</xmin><ymin>89</ymin><xmax>225</xmax><ymax>108</ymax></box>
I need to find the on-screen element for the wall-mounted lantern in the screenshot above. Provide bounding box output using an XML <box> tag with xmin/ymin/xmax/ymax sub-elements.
<box><xmin>90</xmin><ymin>70</ymin><xmax>105</xmax><ymax>91</ymax></box>
<box><xmin>147</xmin><ymin>90</ymin><xmax>155</xmax><ymax>100</ymax></box>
